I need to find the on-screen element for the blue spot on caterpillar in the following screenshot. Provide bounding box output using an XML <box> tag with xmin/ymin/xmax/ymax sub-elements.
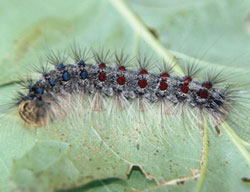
<box><xmin>49</xmin><ymin>79</ymin><xmax>56</xmax><ymax>86</ymax></box>
<box><xmin>57</xmin><ymin>63</ymin><xmax>65</xmax><ymax>70</ymax></box>
<box><xmin>35</xmin><ymin>87</ymin><xmax>44</xmax><ymax>95</ymax></box>
<box><xmin>62</xmin><ymin>71</ymin><xmax>70</xmax><ymax>81</ymax></box>
<box><xmin>80</xmin><ymin>71</ymin><xmax>88</xmax><ymax>80</ymax></box>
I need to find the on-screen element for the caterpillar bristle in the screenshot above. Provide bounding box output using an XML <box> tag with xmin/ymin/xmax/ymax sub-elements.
<box><xmin>70</xmin><ymin>43</ymin><xmax>91</xmax><ymax>63</ymax></box>
<box><xmin>136</xmin><ymin>97</ymin><xmax>150</xmax><ymax>112</ymax></box>
<box><xmin>32</xmin><ymin>57</ymin><xmax>51</xmax><ymax>76</ymax></box>
<box><xmin>47</xmin><ymin>49</ymin><xmax>68</xmax><ymax>66</ymax></box>
<box><xmin>114</xmin><ymin>50</ymin><xmax>132</xmax><ymax>68</ymax></box>
<box><xmin>92</xmin><ymin>92</ymin><xmax>104</xmax><ymax>111</ymax></box>
<box><xmin>203</xmin><ymin>68</ymin><xmax>228</xmax><ymax>86</ymax></box>
<box><xmin>157</xmin><ymin>59</ymin><xmax>175</xmax><ymax>77</ymax></box>
<box><xmin>184</xmin><ymin>63</ymin><xmax>202</xmax><ymax>78</ymax></box>
<box><xmin>93</xmin><ymin>48</ymin><xmax>112</xmax><ymax>65</ymax></box>
<box><xmin>137</xmin><ymin>54</ymin><xmax>154</xmax><ymax>73</ymax></box>
<box><xmin>15</xmin><ymin>78</ymin><xmax>33</xmax><ymax>91</ymax></box>
<box><xmin>112</xmin><ymin>94</ymin><xmax>129</xmax><ymax>110</ymax></box>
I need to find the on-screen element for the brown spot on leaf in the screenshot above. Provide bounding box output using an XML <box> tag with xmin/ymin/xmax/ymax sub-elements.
<box><xmin>214</xmin><ymin>125</ymin><xmax>221</xmax><ymax>135</ymax></box>
<box><xmin>136</xmin><ymin>144</ymin><xmax>140</xmax><ymax>150</ymax></box>
<box><xmin>177</xmin><ymin>180</ymin><xmax>185</xmax><ymax>185</ymax></box>
<box><xmin>242</xmin><ymin>177</ymin><xmax>250</xmax><ymax>183</ymax></box>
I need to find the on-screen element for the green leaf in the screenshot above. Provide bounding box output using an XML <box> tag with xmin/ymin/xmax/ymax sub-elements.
<box><xmin>0</xmin><ymin>0</ymin><xmax>250</xmax><ymax>192</ymax></box>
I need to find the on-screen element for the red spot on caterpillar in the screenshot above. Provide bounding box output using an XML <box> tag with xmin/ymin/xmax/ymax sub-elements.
<box><xmin>118</xmin><ymin>66</ymin><xmax>126</xmax><ymax>71</ymax></box>
<box><xmin>181</xmin><ymin>84</ymin><xmax>189</xmax><ymax>94</ymax></box>
<box><xmin>140</xmin><ymin>69</ymin><xmax>148</xmax><ymax>75</ymax></box>
<box><xmin>161</xmin><ymin>73</ymin><xmax>170</xmax><ymax>81</ymax></box>
<box><xmin>98</xmin><ymin>72</ymin><xmax>106</xmax><ymax>82</ymax></box>
<box><xmin>203</xmin><ymin>82</ymin><xmax>212</xmax><ymax>89</ymax></box>
<box><xmin>184</xmin><ymin>77</ymin><xmax>192</xmax><ymax>84</ymax></box>
<box><xmin>117</xmin><ymin>76</ymin><xmax>126</xmax><ymax>85</ymax></box>
<box><xmin>199</xmin><ymin>89</ymin><xmax>209</xmax><ymax>99</ymax></box>
<box><xmin>138</xmin><ymin>79</ymin><xmax>147</xmax><ymax>88</ymax></box>
<box><xmin>99</xmin><ymin>63</ymin><xmax>106</xmax><ymax>68</ymax></box>
<box><xmin>159</xmin><ymin>81</ymin><xmax>168</xmax><ymax>91</ymax></box>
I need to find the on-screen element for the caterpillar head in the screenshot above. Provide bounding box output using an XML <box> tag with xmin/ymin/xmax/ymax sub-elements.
<box><xmin>18</xmin><ymin>98</ymin><xmax>48</xmax><ymax>127</ymax></box>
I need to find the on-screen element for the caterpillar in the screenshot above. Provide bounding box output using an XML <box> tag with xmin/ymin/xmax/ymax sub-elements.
<box><xmin>7</xmin><ymin>46</ymin><xmax>239</xmax><ymax>131</ymax></box>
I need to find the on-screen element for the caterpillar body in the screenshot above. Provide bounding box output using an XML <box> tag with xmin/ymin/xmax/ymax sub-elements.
<box><xmin>13</xmin><ymin>48</ymin><xmax>234</xmax><ymax>128</ymax></box>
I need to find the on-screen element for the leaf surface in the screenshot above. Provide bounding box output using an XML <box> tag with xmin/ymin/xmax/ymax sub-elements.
<box><xmin>0</xmin><ymin>0</ymin><xmax>249</xmax><ymax>191</ymax></box>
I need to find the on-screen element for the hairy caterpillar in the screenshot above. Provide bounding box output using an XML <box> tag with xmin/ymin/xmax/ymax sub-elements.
<box><xmin>4</xmin><ymin>46</ymin><xmax>243</xmax><ymax>133</ymax></box>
